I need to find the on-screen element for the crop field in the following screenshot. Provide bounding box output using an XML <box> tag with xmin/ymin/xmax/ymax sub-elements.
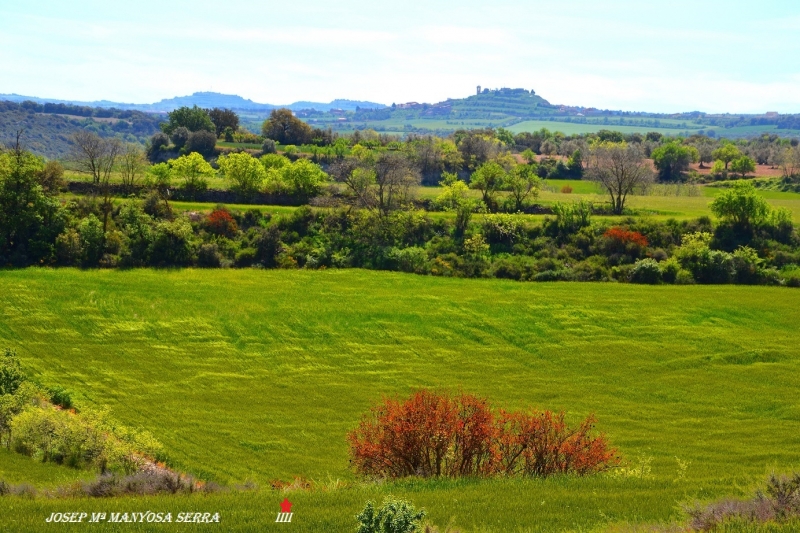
<box><xmin>1</xmin><ymin>270</ymin><xmax>799</xmax><ymax>531</ymax></box>
<box><xmin>507</xmin><ymin>120</ymin><xmax>706</xmax><ymax>137</ymax></box>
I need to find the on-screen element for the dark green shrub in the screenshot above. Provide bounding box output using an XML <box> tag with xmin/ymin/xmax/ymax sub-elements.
<box><xmin>251</xmin><ymin>226</ymin><xmax>283</xmax><ymax>267</ymax></box>
<box><xmin>491</xmin><ymin>255</ymin><xmax>536</xmax><ymax>280</ymax></box>
<box><xmin>388</xmin><ymin>247</ymin><xmax>429</xmax><ymax>274</ymax></box>
<box><xmin>611</xmin><ymin>264</ymin><xmax>635</xmax><ymax>281</ymax></box>
<box><xmin>185</xmin><ymin>131</ymin><xmax>217</xmax><ymax>157</ymax></box>
<box><xmin>569</xmin><ymin>258</ymin><xmax>609</xmax><ymax>281</ymax></box>
<box><xmin>48</xmin><ymin>386</ymin><xmax>72</xmax><ymax>409</ymax></box>
<box><xmin>533</xmin><ymin>269</ymin><xmax>572</xmax><ymax>282</ymax></box>
<box><xmin>78</xmin><ymin>214</ymin><xmax>105</xmax><ymax>267</ymax></box>
<box><xmin>782</xmin><ymin>268</ymin><xmax>800</xmax><ymax>287</ymax></box>
<box><xmin>675</xmin><ymin>269</ymin><xmax>695</xmax><ymax>284</ymax></box>
<box><xmin>234</xmin><ymin>248</ymin><xmax>257</xmax><ymax>267</ymax></box>
<box><xmin>149</xmin><ymin>219</ymin><xmax>194</xmax><ymax>266</ymax></box>
<box><xmin>170</xmin><ymin>127</ymin><xmax>190</xmax><ymax>150</ymax></box>
<box><xmin>732</xmin><ymin>246</ymin><xmax>762</xmax><ymax>284</ymax></box>
<box><xmin>630</xmin><ymin>258</ymin><xmax>662</xmax><ymax>284</ymax></box>
<box><xmin>262</xmin><ymin>139</ymin><xmax>277</xmax><ymax>154</ymax></box>
<box><xmin>197</xmin><ymin>244</ymin><xmax>222</xmax><ymax>268</ymax></box>
<box><xmin>660</xmin><ymin>258</ymin><xmax>681</xmax><ymax>284</ymax></box>
<box><xmin>356</xmin><ymin>498</ymin><xmax>426</xmax><ymax>533</ymax></box>
<box><xmin>0</xmin><ymin>348</ymin><xmax>26</xmax><ymax>396</ymax></box>
<box><xmin>142</xmin><ymin>191</ymin><xmax>171</xmax><ymax>219</ymax></box>
<box><xmin>694</xmin><ymin>250</ymin><xmax>735</xmax><ymax>284</ymax></box>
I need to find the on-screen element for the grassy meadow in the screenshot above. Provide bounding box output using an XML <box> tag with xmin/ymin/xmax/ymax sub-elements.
<box><xmin>0</xmin><ymin>269</ymin><xmax>799</xmax><ymax>531</ymax></box>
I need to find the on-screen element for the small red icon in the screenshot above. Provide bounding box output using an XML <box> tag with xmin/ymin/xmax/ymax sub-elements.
<box><xmin>276</xmin><ymin>498</ymin><xmax>294</xmax><ymax>523</ymax></box>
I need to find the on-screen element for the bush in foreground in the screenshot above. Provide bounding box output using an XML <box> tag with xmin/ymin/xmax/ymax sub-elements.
<box><xmin>356</xmin><ymin>497</ymin><xmax>426</xmax><ymax>533</ymax></box>
<box><xmin>686</xmin><ymin>473</ymin><xmax>800</xmax><ymax>531</ymax></box>
<box><xmin>347</xmin><ymin>390</ymin><xmax>618</xmax><ymax>480</ymax></box>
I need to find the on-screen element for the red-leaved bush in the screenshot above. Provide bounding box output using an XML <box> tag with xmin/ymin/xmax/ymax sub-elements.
<box><xmin>603</xmin><ymin>227</ymin><xmax>648</xmax><ymax>248</ymax></box>
<box><xmin>347</xmin><ymin>390</ymin><xmax>619</xmax><ymax>479</ymax></box>
<box><xmin>206</xmin><ymin>209</ymin><xmax>238</xmax><ymax>237</ymax></box>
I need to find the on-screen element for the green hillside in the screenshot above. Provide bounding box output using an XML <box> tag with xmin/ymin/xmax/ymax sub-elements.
<box><xmin>1</xmin><ymin>269</ymin><xmax>799</xmax><ymax>531</ymax></box>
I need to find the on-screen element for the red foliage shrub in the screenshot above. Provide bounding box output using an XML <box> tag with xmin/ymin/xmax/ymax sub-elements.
<box><xmin>206</xmin><ymin>209</ymin><xmax>238</xmax><ymax>237</ymax></box>
<box><xmin>603</xmin><ymin>227</ymin><xmax>648</xmax><ymax>248</ymax></box>
<box><xmin>347</xmin><ymin>390</ymin><xmax>495</xmax><ymax>478</ymax></box>
<box><xmin>348</xmin><ymin>390</ymin><xmax>618</xmax><ymax>480</ymax></box>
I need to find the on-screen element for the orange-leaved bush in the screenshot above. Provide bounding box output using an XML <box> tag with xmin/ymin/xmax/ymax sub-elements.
<box><xmin>347</xmin><ymin>390</ymin><xmax>618</xmax><ymax>480</ymax></box>
<box><xmin>603</xmin><ymin>227</ymin><xmax>648</xmax><ymax>248</ymax></box>
<box><xmin>206</xmin><ymin>209</ymin><xmax>238</xmax><ymax>237</ymax></box>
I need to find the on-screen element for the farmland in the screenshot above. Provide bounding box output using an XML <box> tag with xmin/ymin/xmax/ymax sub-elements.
<box><xmin>1</xmin><ymin>269</ymin><xmax>799</xmax><ymax>531</ymax></box>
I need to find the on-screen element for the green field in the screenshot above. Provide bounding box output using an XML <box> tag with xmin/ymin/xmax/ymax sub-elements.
<box><xmin>507</xmin><ymin>120</ymin><xmax>705</xmax><ymax>137</ymax></box>
<box><xmin>1</xmin><ymin>270</ymin><xmax>799</xmax><ymax>531</ymax></box>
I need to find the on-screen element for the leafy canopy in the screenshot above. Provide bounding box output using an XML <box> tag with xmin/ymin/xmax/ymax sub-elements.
<box><xmin>710</xmin><ymin>181</ymin><xmax>770</xmax><ymax>226</ymax></box>
<box><xmin>218</xmin><ymin>152</ymin><xmax>267</xmax><ymax>197</ymax></box>
<box><xmin>161</xmin><ymin>106</ymin><xmax>215</xmax><ymax>135</ymax></box>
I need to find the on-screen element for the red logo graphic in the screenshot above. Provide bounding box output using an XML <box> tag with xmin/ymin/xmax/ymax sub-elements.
<box><xmin>276</xmin><ymin>498</ymin><xmax>293</xmax><ymax>523</ymax></box>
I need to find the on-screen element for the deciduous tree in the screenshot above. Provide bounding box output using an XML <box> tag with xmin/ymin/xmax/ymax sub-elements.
<box><xmin>712</xmin><ymin>143</ymin><xmax>742</xmax><ymax>170</ymax></box>
<box><xmin>218</xmin><ymin>152</ymin><xmax>266</xmax><ymax>198</ymax></box>
<box><xmin>651</xmin><ymin>142</ymin><xmax>698</xmax><ymax>182</ymax></box>
<box><xmin>586</xmin><ymin>142</ymin><xmax>653</xmax><ymax>215</ymax></box>
<box><xmin>207</xmin><ymin>108</ymin><xmax>240</xmax><ymax>137</ymax></box>
<box><xmin>170</xmin><ymin>152</ymin><xmax>215</xmax><ymax>196</ymax></box>
<box><xmin>119</xmin><ymin>144</ymin><xmax>147</xmax><ymax>192</ymax></box>
<box><xmin>504</xmin><ymin>164</ymin><xmax>540</xmax><ymax>212</ymax></box>
<box><xmin>261</xmin><ymin>108</ymin><xmax>312</xmax><ymax>146</ymax></box>
<box><xmin>160</xmin><ymin>106</ymin><xmax>215</xmax><ymax>135</ymax></box>
<box><xmin>729</xmin><ymin>155</ymin><xmax>756</xmax><ymax>179</ymax></box>
<box><xmin>469</xmin><ymin>161</ymin><xmax>507</xmax><ymax>212</ymax></box>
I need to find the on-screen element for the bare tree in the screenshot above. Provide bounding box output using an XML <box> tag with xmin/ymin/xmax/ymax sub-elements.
<box><xmin>119</xmin><ymin>143</ymin><xmax>147</xmax><ymax>192</ymax></box>
<box><xmin>373</xmin><ymin>152</ymin><xmax>420</xmax><ymax>216</ymax></box>
<box><xmin>70</xmin><ymin>131</ymin><xmax>121</xmax><ymax>185</ymax></box>
<box><xmin>586</xmin><ymin>143</ymin><xmax>653</xmax><ymax>215</ymax></box>
<box><xmin>331</xmin><ymin>153</ymin><xmax>420</xmax><ymax>215</ymax></box>
<box><xmin>330</xmin><ymin>157</ymin><xmax>377</xmax><ymax>211</ymax></box>
<box><xmin>70</xmin><ymin>131</ymin><xmax>122</xmax><ymax>234</ymax></box>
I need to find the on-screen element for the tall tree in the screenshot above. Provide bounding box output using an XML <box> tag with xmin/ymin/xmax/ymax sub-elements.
<box><xmin>207</xmin><ymin>108</ymin><xmax>240</xmax><ymax>137</ymax></box>
<box><xmin>651</xmin><ymin>142</ymin><xmax>698</xmax><ymax>182</ymax></box>
<box><xmin>170</xmin><ymin>152</ymin><xmax>215</xmax><ymax>196</ymax></box>
<box><xmin>261</xmin><ymin>109</ymin><xmax>312</xmax><ymax>146</ymax></box>
<box><xmin>70</xmin><ymin>131</ymin><xmax>121</xmax><ymax>185</ymax></box>
<box><xmin>504</xmin><ymin>164</ymin><xmax>540</xmax><ymax>212</ymax></box>
<box><xmin>70</xmin><ymin>131</ymin><xmax>122</xmax><ymax>235</ymax></box>
<box><xmin>730</xmin><ymin>156</ymin><xmax>756</xmax><ymax>179</ymax></box>
<box><xmin>160</xmin><ymin>106</ymin><xmax>215</xmax><ymax>135</ymax></box>
<box><xmin>373</xmin><ymin>152</ymin><xmax>420</xmax><ymax>216</ymax></box>
<box><xmin>586</xmin><ymin>142</ymin><xmax>653</xmax><ymax>215</ymax></box>
<box><xmin>710</xmin><ymin>181</ymin><xmax>770</xmax><ymax>227</ymax></box>
<box><xmin>469</xmin><ymin>161</ymin><xmax>507</xmax><ymax>212</ymax></box>
<box><xmin>119</xmin><ymin>143</ymin><xmax>147</xmax><ymax>192</ymax></box>
<box><xmin>712</xmin><ymin>143</ymin><xmax>742</xmax><ymax>170</ymax></box>
<box><xmin>0</xmin><ymin>132</ymin><xmax>64</xmax><ymax>265</ymax></box>
<box><xmin>218</xmin><ymin>152</ymin><xmax>266</xmax><ymax>198</ymax></box>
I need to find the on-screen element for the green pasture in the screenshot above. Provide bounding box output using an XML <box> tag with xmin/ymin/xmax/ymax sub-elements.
<box><xmin>415</xmin><ymin>183</ymin><xmax>800</xmax><ymax>222</ymax></box>
<box><xmin>507</xmin><ymin>120</ymin><xmax>704</xmax><ymax>137</ymax></box>
<box><xmin>0</xmin><ymin>270</ymin><xmax>799</xmax><ymax>531</ymax></box>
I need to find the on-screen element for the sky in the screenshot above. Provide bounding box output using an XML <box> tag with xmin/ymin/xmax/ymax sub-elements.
<box><xmin>1</xmin><ymin>0</ymin><xmax>799</xmax><ymax>113</ymax></box>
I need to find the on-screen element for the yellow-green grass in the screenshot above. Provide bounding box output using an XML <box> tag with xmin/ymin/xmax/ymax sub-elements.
<box><xmin>414</xmin><ymin>184</ymin><xmax>800</xmax><ymax>222</ymax></box>
<box><xmin>507</xmin><ymin>120</ymin><xmax>705</xmax><ymax>136</ymax></box>
<box><xmin>0</xmin><ymin>448</ymin><xmax>94</xmax><ymax>487</ymax></box>
<box><xmin>64</xmin><ymin>171</ymin><xmax>231</xmax><ymax>191</ymax></box>
<box><xmin>0</xmin><ymin>270</ymin><xmax>799</xmax><ymax>531</ymax></box>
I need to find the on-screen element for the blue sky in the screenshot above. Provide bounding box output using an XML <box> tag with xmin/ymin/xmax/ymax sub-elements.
<box><xmin>1</xmin><ymin>0</ymin><xmax>799</xmax><ymax>113</ymax></box>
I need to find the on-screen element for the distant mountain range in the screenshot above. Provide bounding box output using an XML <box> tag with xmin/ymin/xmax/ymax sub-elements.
<box><xmin>0</xmin><ymin>91</ymin><xmax>387</xmax><ymax>113</ymax></box>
